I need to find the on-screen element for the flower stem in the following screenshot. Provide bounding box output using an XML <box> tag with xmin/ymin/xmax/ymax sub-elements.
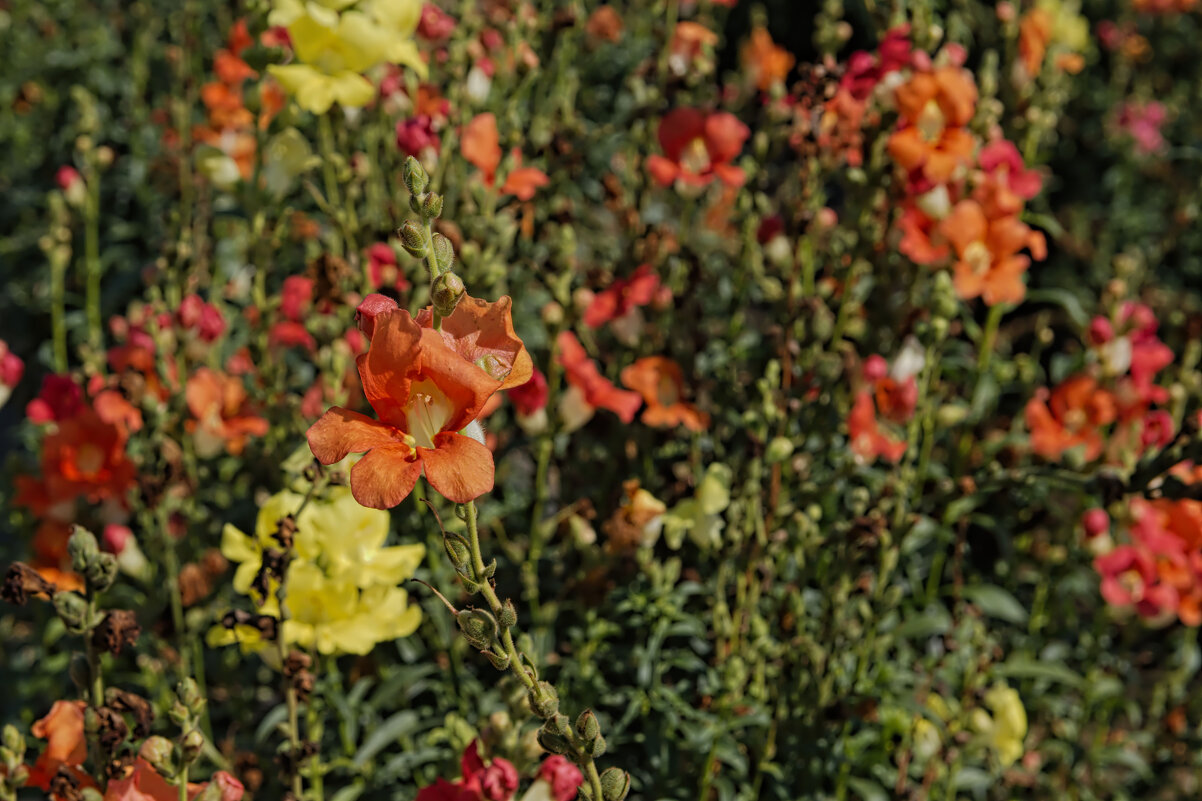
<box><xmin>50</xmin><ymin>255</ymin><xmax>68</xmax><ymax>373</ymax></box>
<box><xmin>84</xmin><ymin>165</ymin><xmax>102</xmax><ymax>352</ymax></box>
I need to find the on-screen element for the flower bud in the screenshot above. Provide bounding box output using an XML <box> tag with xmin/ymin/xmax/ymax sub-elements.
<box><xmin>180</xmin><ymin>728</ymin><xmax>205</xmax><ymax>764</ymax></box>
<box><xmin>764</xmin><ymin>436</ymin><xmax>794</xmax><ymax>464</ymax></box>
<box><xmin>536</xmin><ymin>716</ymin><xmax>572</xmax><ymax>755</ymax></box>
<box><xmin>9</xmin><ymin>764</ymin><xmax>29</xmax><ymax>787</ymax></box>
<box><xmin>528</xmin><ymin>682</ymin><xmax>559</xmax><ymax>718</ymax></box>
<box><xmin>178</xmin><ymin>678</ymin><xmax>204</xmax><ymax>714</ymax></box>
<box><xmin>403</xmin><ymin>156</ymin><xmax>429</xmax><ymax>196</ymax></box>
<box><xmin>582</xmin><ymin>733</ymin><xmax>606</xmax><ymax>757</ymax></box>
<box><xmin>421</xmin><ymin>192</ymin><xmax>444</xmax><ymax>220</ymax></box>
<box><xmin>498</xmin><ymin>599</ymin><xmax>517</xmax><ymax>628</ymax></box>
<box><xmin>1082</xmin><ymin>508</ymin><xmax>1109</xmax><ymax>538</ymax></box>
<box><xmin>575</xmin><ymin>709</ymin><xmax>599</xmax><ymax>741</ymax></box>
<box><xmin>457</xmin><ymin>607</ymin><xmax>498</xmax><ymax>650</ymax></box>
<box><xmin>53</xmin><ymin>591</ymin><xmax>89</xmax><ymax>633</ymax></box>
<box><xmin>431</xmin><ymin>271</ymin><xmax>465</xmax><ymax>317</ymax></box>
<box><xmin>599</xmin><ymin>767</ymin><xmax>631</xmax><ymax>801</ymax></box>
<box><xmin>483</xmin><ymin>649</ymin><xmax>511</xmax><ymax>670</ymax></box>
<box><xmin>68</xmin><ymin>526</ymin><xmax>100</xmax><ymax>574</ymax></box>
<box><xmin>443</xmin><ymin>534</ymin><xmax>472</xmax><ymax>574</ymax></box>
<box><xmin>140</xmin><ymin>735</ymin><xmax>176</xmax><ymax>777</ymax></box>
<box><xmin>431</xmin><ymin>233</ymin><xmax>455</xmax><ymax>275</ymax></box>
<box><xmin>399</xmin><ymin>220</ymin><xmax>428</xmax><ymax>258</ymax></box>
<box><xmin>2</xmin><ymin>725</ymin><xmax>24</xmax><ymax>757</ymax></box>
<box><xmin>86</xmin><ymin>553</ymin><xmax>118</xmax><ymax>593</ymax></box>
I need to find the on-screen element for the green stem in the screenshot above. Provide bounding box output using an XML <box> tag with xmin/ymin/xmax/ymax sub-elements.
<box><xmin>84</xmin><ymin>167</ymin><xmax>102</xmax><ymax>351</ymax></box>
<box><xmin>50</xmin><ymin>256</ymin><xmax>68</xmax><ymax>373</ymax></box>
<box><xmin>584</xmin><ymin>761</ymin><xmax>605</xmax><ymax>801</ymax></box>
<box><xmin>318</xmin><ymin>114</ymin><xmax>358</xmax><ymax>260</ymax></box>
<box><xmin>977</xmin><ymin>302</ymin><xmax>1005</xmax><ymax>373</ymax></box>
<box><xmin>177</xmin><ymin>765</ymin><xmax>188</xmax><ymax>801</ymax></box>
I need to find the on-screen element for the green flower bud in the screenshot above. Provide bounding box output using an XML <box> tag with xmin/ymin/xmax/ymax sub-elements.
<box><xmin>68</xmin><ymin>527</ymin><xmax>100</xmax><ymax>574</ymax></box>
<box><xmin>431</xmin><ymin>271</ymin><xmax>465</xmax><ymax>317</ymax></box>
<box><xmin>457</xmin><ymin>608</ymin><xmax>498</xmax><ymax>650</ymax></box>
<box><xmin>528</xmin><ymin>682</ymin><xmax>559</xmax><ymax>719</ymax></box>
<box><xmin>402</xmin><ymin>156</ymin><xmax>429</xmax><ymax>196</ymax></box>
<box><xmin>765</xmin><ymin>436</ymin><xmax>795</xmax><ymax>464</ymax></box>
<box><xmin>399</xmin><ymin>220</ymin><xmax>428</xmax><ymax>258</ymax></box>
<box><xmin>483</xmin><ymin>649</ymin><xmax>511</xmax><ymax>670</ymax></box>
<box><xmin>498</xmin><ymin>599</ymin><xmax>517</xmax><ymax>628</ymax></box>
<box><xmin>443</xmin><ymin>534</ymin><xmax>471</xmax><ymax>574</ymax></box>
<box><xmin>575</xmin><ymin>709</ymin><xmax>599</xmax><ymax>741</ymax></box>
<box><xmin>86</xmin><ymin>553</ymin><xmax>118</xmax><ymax>593</ymax></box>
<box><xmin>53</xmin><ymin>591</ymin><xmax>89</xmax><ymax>633</ymax></box>
<box><xmin>9</xmin><ymin>764</ymin><xmax>29</xmax><ymax>787</ymax></box>
<box><xmin>2</xmin><ymin>725</ymin><xmax>24</xmax><ymax>757</ymax></box>
<box><xmin>599</xmin><ymin>767</ymin><xmax>631</xmax><ymax>801</ymax></box>
<box><xmin>178</xmin><ymin>678</ymin><xmax>204</xmax><ymax>715</ymax></box>
<box><xmin>180</xmin><ymin>728</ymin><xmax>204</xmax><ymax>764</ymax></box>
<box><xmin>141</xmin><ymin>736</ymin><xmax>176</xmax><ymax>776</ymax></box>
<box><xmin>582</xmin><ymin>733</ymin><xmax>606</xmax><ymax>757</ymax></box>
<box><xmin>536</xmin><ymin>716</ymin><xmax>572</xmax><ymax>755</ymax></box>
<box><xmin>421</xmin><ymin>192</ymin><xmax>444</xmax><ymax>220</ymax></box>
<box><xmin>431</xmin><ymin>233</ymin><xmax>455</xmax><ymax>275</ymax></box>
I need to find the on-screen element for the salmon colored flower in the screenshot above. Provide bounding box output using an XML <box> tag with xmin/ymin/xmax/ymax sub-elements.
<box><xmin>585</xmin><ymin>5</ymin><xmax>623</xmax><ymax>42</ymax></box>
<box><xmin>620</xmin><ymin>356</ymin><xmax>709</xmax><ymax>432</ymax></box>
<box><xmin>307</xmin><ymin>299</ymin><xmax>513</xmax><ymax>508</ymax></box>
<box><xmin>186</xmin><ymin>368</ymin><xmax>269</xmax><ymax>457</ymax></box>
<box><xmin>939</xmin><ymin>199</ymin><xmax>1046</xmax><ymax>305</ymax></box>
<box><xmin>646</xmin><ymin>108</ymin><xmax>749</xmax><ymax>188</ymax></box>
<box><xmin>462</xmin><ymin>112</ymin><xmax>502</xmax><ymax>184</ymax></box>
<box><xmin>556</xmin><ymin>332</ymin><xmax>642</xmax><ymax>423</ymax></box>
<box><xmin>1018</xmin><ymin>8</ymin><xmax>1052</xmax><ymax>79</ymax></box>
<box><xmin>499</xmin><ymin>162</ymin><xmax>549</xmax><ymax>201</ymax></box>
<box><xmin>887</xmin><ymin>67</ymin><xmax>978</xmax><ymax>183</ymax></box>
<box><xmin>848</xmin><ymin>391</ymin><xmax>906</xmax><ymax>464</ymax></box>
<box><xmin>413</xmin><ymin>294</ymin><xmax>533</xmax><ymax>390</ymax></box>
<box><xmin>28</xmin><ymin>701</ymin><xmax>87</xmax><ymax>790</ymax></box>
<box><xmin>668</xmin><ymin>21</ymin><xmax>717</xmax><ymax>75</ymax></box>
<box><xmin>1025</xmin><ymin>375</ymin><xmax>1117</xmax><ymax>461</ymax></box>
<box><xmin>741</xmin><ymin>26</ymin><xmax>794</xmax><ymax>91</ymax></box>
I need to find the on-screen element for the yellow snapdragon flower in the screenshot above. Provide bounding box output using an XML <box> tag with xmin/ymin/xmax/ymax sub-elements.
<box><xmin>971</xmin><ymin>683</ymin><xmax>1028</xmax><ymax>767</ymax></box>
<box><xmin>266</xmin><ymin>0</ymin><xmax>424</xmax><ymax>115</ymax></box>
<box><xmin>212</xmin><ymin>486</ymin><xmax>425</xmax><ymax>655</ymax></box>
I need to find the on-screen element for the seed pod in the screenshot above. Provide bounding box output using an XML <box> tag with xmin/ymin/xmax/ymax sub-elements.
<box><xmin>583</xmin><ymin>733</ymin><xmax>606</xmax><ymax>758</ymax></box>
<box><xmin>599</xmin><ymin>767</ymin><xmax>631</xmax><ymax>801</ymax></box>
<box><xmin>180</xmin><ymin>729</ymin><xmax>205</xmax><ymax>765</ymax></box>
<box><xmin>536</xmin><ymin>719</ymin><xmax>571</xmax><ymax>755</ymax></box>
<box><xmin>528</xmin><ymin>682</ymin><xmax>559</xmax><ymax>719</ymax></box>
<box><xmin>141</xmin><ymin>736</ymin><xmax>175</xmax><ymax>777</ymax></box>
<box><xmin>421</xmin><ymin>192</ymin><xmax>444</xmax><ymax>220</ymax></box>
<box><xmin>443</xmin><ymin>534</ymin><xmax>472</xmax><ymax>574</ymax></box>
<box><xmin>68</xmin><ymin>527</ymin><xmax>100</xmax><ymax>574</ymax></box>
<box><xmin>498</xmin><ymin>599</ymin><xmax>517</xmax><ymax>628</ymax></box>
<box><xmin>402</xmin><ymin>156</ymin><xmax>429</xmax><ymax>195</ymax></box>
<box><xmin>86</xmin><ymin>554</ymin><xmax>118</xmax><ymax>593</ymax></box>
<box><xmin>457</xmin><ymin>608</ymin><xmax>498</xmax><ymax>650</ymax></box>
<box><xmin>399</xmin><ymin>220</ymin><xmax>428</xmax><ymax>258</ymax></box>
<box><xmin>483</xmin><ymin>649</ymin><xmax>511</xmax><ymax>670</ymax></box>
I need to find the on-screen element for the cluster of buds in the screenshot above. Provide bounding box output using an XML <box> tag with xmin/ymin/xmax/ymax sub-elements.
<box><xmin>142</xmin><ymin>679</ymin><xmax>207</xmax><ymax>784</ymax></box>
<box><xmin>0</xmin><ymin>725</ymin><xmax>29</xmax><ymax>801</ymax></box>
<box><xmin>439</xmin><ymin>509</ymin><xmax>630</xmax><ymax>801</ymax></box>
<box><xmin>398</xmin><ymin>156</ymin><xmax>464</xmax><ymax>321</ymax></box>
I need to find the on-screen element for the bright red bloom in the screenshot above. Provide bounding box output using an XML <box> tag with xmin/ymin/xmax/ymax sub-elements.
<box><xmin>839</xmin><ymin>25</ymin><xmax>912</xmax><ymax>100</ymax></box>
<box><xmin>583</xmin><ymin>265</ymin><xmax>666</xmax><ymax>328</ymax></box>
<box><xmin>418</xmin><ymin>3</ymin><xmax>456</xmax><ymax>40</ymax></box>
<box><xmin>396</xmin><ymin>115</ymin><xmax>441</xmax><ymax>158</ymax></box>
<box><xmin>27</xmin><ymin>375</ymin><xmax>84</xmax><ymax>424</ymax></box>
<box><xmin>509</xmin><ymin>367</ymin><xmax>548</xmax><ymax>416</ymax></box>
<box><xmin>281</xmin><ymin>275</ymin><xmax>314</xmax><ymax>322</ymax></box>
<box><xmin>646</xmin><ymin>109</ymin><xmax>749</xmax><ymax>188</ymax></box>
<box><xmin>620</xmin><ymin>356</ymin><xmax>709</xmax><ymax>432</ymax></box>
<box><xmin>536</xmin><ymin>755</ymin><xmax>584</xmax><ymax>801</ymax></box>
<box><xmin>556</xmin><ymin>332</ymin><xmax>642</xmax><ymax>423</ymax></box>
<box><xmin>975</xmin><ymin>140</ymin><xmax>1042</xmax><ymax>218</ymax></box>
<box><xmin>38</xmin><ymin>409</ymin><xmax>137</xmax><ymax>506</ymax></box>
<box><xmin>178</xmin><ymin>294</ymin><xmax>227</xmax><ymax>342</ymax></box>
<box><xmin>367</xmin><ymin>242</ymin><xmax>411</xmax><ymax>292</ymax></box>
<box><xmin>848</xmin><ymin>391</ymin><xmax>906</xmax><ymax>464</ymax></box>
<box><xmin>185</xmin><ymin>368</ymin><xmax>269</xmax><ymax>456</ymax></box>
<box><xmin>415</xmin><ymin>742</ymin><xmax>518</xmax><ymax>801</ymax></box>
<box><xmin>307</xmin><ymin>296</ymin><xmax>527</xmax><ymax>508</ymax></box>
<box><xmin>1095</xmin><ymin>545</ymin><xmax>1177</xmax><ymax>619</ymax></box>
<box><xmin>269</xmin><ymin>320</ymin><xmax>316</xmax><ymax>350</ymax></box>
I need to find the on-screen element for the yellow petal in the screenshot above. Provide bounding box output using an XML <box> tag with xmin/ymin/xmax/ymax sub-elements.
<box><xmin>221</xmin><ymin>523</ymin><xmax>259</xmax><ymax>563</ymax></box>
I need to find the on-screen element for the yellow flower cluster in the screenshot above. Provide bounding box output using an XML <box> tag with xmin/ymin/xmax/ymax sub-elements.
<box><xmin>267</xmin><ymin>0</ymin><xmax>425</xmax><ymax>114</ymax></box>
<box><xmin>972</xmin><ymin>683</ymin><xmax>1028</xmax><ymax>767</ymax></box>
<box><xmin>210</xmin><ymin>486</ymin><xmax>424</xmax><ymax>655</ymax></box>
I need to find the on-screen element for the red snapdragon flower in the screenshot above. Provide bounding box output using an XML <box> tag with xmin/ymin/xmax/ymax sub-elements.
<box><xmin>646</xmin><ymin>108</ymin><xmax>750</xmax><ymax>188</ymax></box>
<box><xmin>620</xmin><ymin>356</ymin><xmax>709</xmax><ymax>432</ymax></box>
<box><xmin>556</xmin><ymin>332</ymin><xmax>642</xmax><ymax>423</ymax></box>
<box><xmin>583</xmin><ymin>265</ymin><xmax>667</xmax><ymax>328</ymax></box>
<box><xmin>415</xmin><ymin>741</ymin><xmax>518</xmax><ymax>801</ymax></box>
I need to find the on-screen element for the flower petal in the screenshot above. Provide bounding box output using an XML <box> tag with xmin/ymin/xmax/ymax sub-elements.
<box><xmin>420</xmin><ymin>432</ymin><xmax>494</xmax><ymax>503</ymax></box>
<box><xmin>307</xmin><ymin>407</ymin><xmax>404</xmax><ymax>464</ymax></box>
<box><xmin>349</xmin><ymin>444</ymin><xmax>423</xmax><ymax>509</ymax></box>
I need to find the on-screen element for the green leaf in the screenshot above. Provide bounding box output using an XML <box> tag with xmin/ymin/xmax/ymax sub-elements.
<box><xmin>995</xmin><ymin>656</ymin><xmax>1084</xmax><ymax>688</ymax></box>
<box><xmin>353</xmin><ymin>710</ymin><xmax>419</xmax><ymax>767</ymax></box>
<box><xmin>894</xmin><ymin>605</ymin><xmax>952</xmax><ymax>639</ymax></box>
<box><xmin>963</xmin><ymin>585</ymin><xmax>1028</xmax><ymax>624</ymax></box>
<box><xmin>846</xmin><ymin>777</ymin><xmax>888</xmax><ymax>801</ymax></box>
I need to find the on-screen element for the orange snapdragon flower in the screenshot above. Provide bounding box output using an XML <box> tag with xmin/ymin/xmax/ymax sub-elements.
<box><xmin>848</xmin><ymin>391</ymin><xmax>906</xmax><ymax>464</ymax></box>
<box><xmin>620</xmin><ymin>357</ymin><xmax>709</xmax><ymax>432</ymax></box>
<box><xmin>462</xmin><ymin>113</ymin><xmax>503</xmax><ymax>184</ymax></box>
<box><xmin>185</xmin><ymin>368</ymin><xmax>269</xmax><ymax>457</ymax></box>
<box><xmin>887</xmin><ymin>66</ymin><xmax>978</xmax><ymax>183</ymax></box>
<box><xmin>741</xmin><ymin>26</ymin><xmax>794</xmax><ymax>91</ymax></box>
<box><xmin>308</xmin><ymin>295</ymin><xmax>529</xmax><ymax>508</ymax></box>
<box><xmin>556</xmin><ymin>332</ymin><xmax>642</xmax><ymax>423</ymax></box>
<box><xmin>646</xmin><ymin>108</ymin><xmax>749</xmax><ymax>188</ymax></box>
<box><xmin>28</xmin><ymin>701</ymin><xmax>88</xmax><ymax>790</ymax></box>
<box><xmin>1025</xmin><ymin>375</ymin><xmax>1117</xmax><ymax>460</ymax></box>
<box><xmin>39</xmin><ymin>409</ymin><xmax>137</xmax><ymax>506</ymax></box>
<box><xmin>939</xmin><ymin>199</ymin><xmax>1046</xmax><ymax>305</ymax></box>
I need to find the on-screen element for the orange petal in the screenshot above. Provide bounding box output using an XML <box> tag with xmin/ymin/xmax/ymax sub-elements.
<box><xmin>418</xmin><ymin>295</ymin><xmax>533</xmax><ymax>391</ymax></box>
<box><xmin>307</xmin><ymin>407</ymin><xmax>405</xmax><ymax>464</ymax></box>
<box><xmin>185</xmin><ymin>368</ymin><xmax>222</xmax><ymax>420</ymax></box>
<box><xmin>462</xmin><ymin>113</ymin><xmax>502</xmax><ymax>180</ymax></box>
<box><xmin>358</xmin><ymin>310</ymin><xmax>424</xmax><ymax>427</ymax></box>
<box><xmin>416</xmin><ymin>329</ymin><xmax>503</xmax><ymax>432</ymax></box>
<box><xmin>349</xmin><ymin>444</ymin><xmax>423</xmax><ymax>509</ymax></box>
<box><xmin>420</xmin><ymin>432</ymin><xmax>495</xmax><ymax>503</ymax></box>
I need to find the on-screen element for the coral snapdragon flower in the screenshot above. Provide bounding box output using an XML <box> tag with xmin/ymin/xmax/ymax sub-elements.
<box><xmin>939</xmin><ymin>199</ymin><xmax>1046</xmax><ymax>305</ymax></box>
<box><xmin>646</xmin><ymin>108</ymin><xmax>750</xmax><ymax>188</ymax></box>
<box><xmin>887</xmin><ymin>66</ymin><xmax>978</xmax><ymax>183</ymax></box>
<box><xmin>741</xmin><ymin>26</ymin><xmax>795</xmax><ymax>91</ymax></box>
<box><xmin>186</xmin><ymin>368</ymin><xmax>270</xmax><ymax>457</ymax></box>
<box><xmin>1025</xmin><ymin>375</ymin><xmax>1117</xmax><ymax>461</ymax></box>
<box><xmin>848</xmin><ymin>391</ymin><xmax>906</xmax><ymax>464</ymax></box>
<box><xmin>620</xmin><ymin>356</ymin><xmax>709</xmax><ymax>432</ymax></box>
<box><xmin>583</xmin><ymin>264</ymin><xmax>666</xmax><ymax>328</ymax></box>
<box><xmin>308</xmin><ymin>295</ymin><xmax>529</xmax><ymax>508</ymax></box>
<box><xmin>556</xmin><ymin>332</ymin><xmax>642</xmax><ymax>423</ymax></box>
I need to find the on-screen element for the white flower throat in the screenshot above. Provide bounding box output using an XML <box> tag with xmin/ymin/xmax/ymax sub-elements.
<box><xmin>407</xmin><ymin>379</ymin><xmax>454</xmax><ymax>449</ymax></box>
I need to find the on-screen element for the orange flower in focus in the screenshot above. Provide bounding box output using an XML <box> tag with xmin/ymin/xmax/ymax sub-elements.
<box><xmin>741</xmin><ymin>27</ymin><xmax>794</xmax><ymax>91</ymax></box>
<box><xmin>185</xmin><ymin>368</ymin><xmax>269</xmax><ymax>457</ymax></box>
<box><xmin>1025</xmin><ymin>375</ymin><xmax>1117</xmax><ymax>460</ymax></box>
<box><xmin>887</xmin><ymin>67</ymin><xmax>978</xmax><ymax>183</ymax></box>
<box><xmin>28</xmin><ymin>700</ymin><xmax>88</xmax><ymax>790</ymax></box>
<box><xmin>620</xmin><ymin>357</ymin><xmax>709</xmax><ymax>432</ymax></box>
<box><xmin>939</xmin><ymin>199</ymin><xmax>1046</xmax><ymax>305</ymax></box>
<box><xmin>462</xmin><ymin>113</ymin><xmax>503</xmax><ymax>184</ymax></box>
<box><xmin>412</xmin><ymin>294</ymin><xmax>534</xmax><ymax>390</ymax></box>
<box><xmin>848</xmin><ymin>392</ymin><xmax>906</xmax><ymax>464</ymax></box>
<box><xmin>556</xmin><ymin>332</ymin><xmax>642</xmax><ymax>423</ymax></box>
<box><xmin>307</xmin><ymin>298</ymin><xmax>516</xmax><ymax>508</ymax></box>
